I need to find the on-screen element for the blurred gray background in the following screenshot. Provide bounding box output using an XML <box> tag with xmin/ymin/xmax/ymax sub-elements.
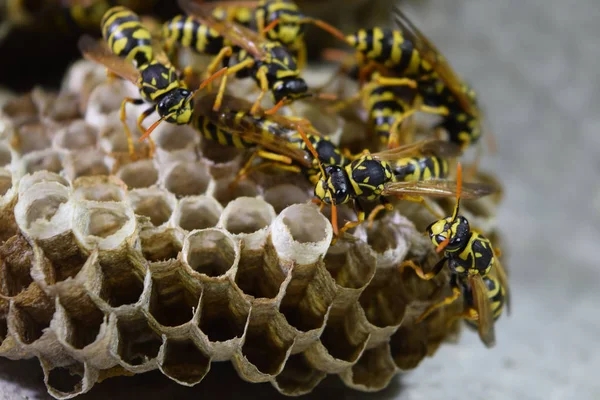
<box><xmin>2</xmin><ymin>0</ymin><xmax>599</xmax><ymax>399</ymax></box>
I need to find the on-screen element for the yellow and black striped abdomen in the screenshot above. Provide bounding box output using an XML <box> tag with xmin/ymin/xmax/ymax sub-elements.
<box><xmin>347</xmin><ymin>28</ymin><xmax>427</xmax><ymax>77</ymax></box>
<box><xmin>192</xmin><ymin>114</ymin><xmax>254</xmax><ymax>149</ymax></box>
<box><xmin>162</xmin><ymin>15</ymin><xmax>225</xmax><ymax>56</ymax></box>
<box><xmin>137</xmin><ymin>61</ymin><xmax>181</xmax><ymax>102</ymax></box>
<box><xmin>101</xmin><ymin>6</ymin><xmax>152</xmax><ymax>66</ymax></box>
<box><xmin>367</xmin><ymin>85</ymin><xmax>413</xmax><ymax>142</ymax></box>
<box><xmin>393</xmin><ymin>155</ymin><xmax>449</xmax><ymax>182</ymax></box>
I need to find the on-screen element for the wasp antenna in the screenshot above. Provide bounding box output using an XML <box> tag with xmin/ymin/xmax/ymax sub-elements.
<box><xmin>331</xmin><ymin>201</ymin><xmax>339</xmax><ymax>236</ymax></box>
<box><xmin>304</xmin><ymin>18</ymin><xmax>348</xmax><ymax>43</ymax></box>
<box><xmin>262</xmin><ymin>18</ymin><xmax>280</xmax><ymax>34</ymax></box>
<box><xmin>186</xmin><ymin>66</ymin><xmax>228</xmax><ymax>104</ymax></box>
<box><xmin>451</xmin><ymin>162</ymin><xmax>463</xmax><ymax>221</ymax></box>
<box><xmin>265</xmin><ymin>98</ymin><xmax>286</xmax><ymax>115</ymax></box>
<box><xmin>297</xmin><ymin>125</ymin><xmax>324</xmax><ymax>177</ymax></box>
<box><xmin>139</xmin><ymin>112</ymin><xmax>175</xmax><ymax>142</ymax></box>
<box><xmin>435</xmin><ymin>237</ymin><xmax>450</xmax><ymax>253</ymax></box>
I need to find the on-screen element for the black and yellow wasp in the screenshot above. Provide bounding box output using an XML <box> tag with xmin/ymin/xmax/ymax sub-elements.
<box><xmin>170</xmin><ymin>0</ymin><xmax>333</xmax><ymax>115</ymax></box>
<box><xmin>179</xmin><ymin>92</ymin><xmax>347</xmax><ymax>184</ymax></box>
<box><xmin>297</xmin><ymin>132</ymin><xmax>496</xmax><ymax>235</ymax></box>
<box><xmin>79</xmin><ymin>6</ymin><xmax>226</xmax><ymax>158</ymax></box>
<box><xmin>339</xmin><ymin>7</ymin><xmax>483</xmax><ymax>150</ymax></box>
<box><xmin>400</xmin><ymin>163</ymin><xmax>509</xmax><ymax>347</ymax></box>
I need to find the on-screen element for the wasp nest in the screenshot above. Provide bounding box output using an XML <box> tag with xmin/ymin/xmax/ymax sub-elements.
<box><xmin>0</xmin><ymin>60</ymin><xmax>503</xmax><ymax>399</ymax></box>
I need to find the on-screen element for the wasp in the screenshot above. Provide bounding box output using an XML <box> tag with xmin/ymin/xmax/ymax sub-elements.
<box><xmin>188</xmin><ymin>0</ymin><xmax>347</xmax><ymax>69</ymax></box>
<box><xmin>297</xmin><ymin>130</ymin><xmax>495</xmax><ymax>235</ymax></box>
<box><xmin>175</xmin><ymin>0</ymin><xmax>337</xmax><ymax>115</ymax></box>
<box><xmin>400</xmin><ymin>163</ymin><xmax>510</xmax><ymax>347</ymax></box>
<box><xmin>340</xmin><ymin>7</ymin><xmax>483</xmax><ymax>150</ymax></box>
<box><xmin>79</xmin><ymin>9</ymin><xmax>227</xmax><ymax>158</ymax></box>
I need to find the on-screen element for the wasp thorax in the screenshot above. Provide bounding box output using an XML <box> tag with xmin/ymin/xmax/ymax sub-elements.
<box><xmin>158</xmin><ymin>89</ymin><xmax>193</xmax><ymax>124</ymax></box>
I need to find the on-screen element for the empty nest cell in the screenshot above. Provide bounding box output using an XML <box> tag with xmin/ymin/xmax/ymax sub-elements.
<box><xmin>241</xmin><ymin>318</ymin><xmax>294</xmax><ymax>376</ymax></box>
<box><xmin>116</xmin><ymin>160</ymin><xmax>158</xmax><ymax>189</ymax></box>
<box><xmin>72</xmin><ymin>176</ymin><xmax>127</xmax><ymax>203</ymax></box>
<box><xmin>13</xmin><ymin>122</ymin><xmax>52</xmax><ymax>155</ymax></box>
<box><xmin>94</xmin><ymin>254</ymin><xmax>146</xmax><ymax>308</ymax></box>
<box><xmin>129</xmin><ymin>188</ymin><xmax>175</xmax><ymax>227</ymax></box>
<box><xmin>115</xmin><ymin>315</ymin><xmax>162</xmax><ymax>368</ymax></box>
<box><xmin>22</xmin><ymin>150</ymin><xmax>64</xmax><ymax>175</ymax></box>
<box><xmin>198</xmin><ymin>281</ymin><xmax>249</xmax><ymax>343</ymax></box>
<box><xmin>10</xmin><ymin>284</ymin><xmax>55</xmax><ymax>345</ymax></box>
<box><xmin>341</xmin><ymin>342</ymin><xmax>397</xmax><ymax>391</ymax></box>
<box><xmin>160</xmin><ymin>338</ymin><xmax>211</xmax><ymax>386</ymax></box>
<box><xmin>148</xmin><ymin>267</ymin><xmax>202</xmax><ymax>328</ymax></box>
<box><xmin>44</xmin><ymin>362</ymin><xmax>86</xmax><ymax>398</ymax></box>
<box><xmin>219</xmin><ymin>197</ymin><xmax>275</xmax><ymax>235</ymax></box>
<box><xmin>175</xmin><ymin>196</ymin><xmax>222</xmax><ymax>231</ymax></box>
<box><xmin>140</xmin><ymin>229</ymin><xmax>183</xmax><ymax>262</ymax></box>
<box><xmin>0</xmin><ymin>143</ymin><xmax>12</xmax><ymax>167</ymax></box>
<box><xmin>0</xmin><ymin>235</ymin><xmax>34</xmax><ymax>297</ymax></box>
<box><xmin>57</xmin><ymin>291</ymin><xmax>105</xmax><ymax>350</ymax></box>
<box><xmin>273</xmin><ymin>352</ymin><xmax>326</xmax><ymax>396</ymax></box>
<box><xmin>183</xmin><ymin>229</ymin><xmax>238</xmax><ymax>278</ymax></box>
<box><xmin>53</xmin><ymin>120</ymin><xmax>97</xmax><ymax>151</ymax></box>
<box><xmin>163</xmin><ymin>161</ymin><xmax>212</xmax><ymax>197</ymax></box>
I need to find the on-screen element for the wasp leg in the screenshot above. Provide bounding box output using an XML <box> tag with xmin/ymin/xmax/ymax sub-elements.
<box><xmin>415</xmin><ymin>286</ymin><xmax>462</xmax><ymax>324</ymax></box>
<box><xmin>446</xmin><ymin>308</ymin><xmax>479</xmax><ymax>328</ymax></box>
<box><xmin>396</xmin><ymin>194</ymin><xmax>444</xmax><ymax>219</ymax></box>
<box><xmin>137</xmin><ymin>107</ymin><xmax>156</xmax><ymax>158</ymax></box>
<box><xmin>120</xmin><ymin>97</ymin><xmax>145</xmax><ymax>159</ymax></box>
<box><xmin>399</xmin><ymin>256</ymin><xmax>447</xmax><ymax>281</ymax></box>
<box><xmin>367</xmin><ymin>197</ymin><xmax>394</xmax><ymax>229</ymax></box>
<box><xmin>388</xmin><ymin>109</ymin><xmax>419</xmax><ymax>149</ymax></box>
<box><xmin>374</xmin><ymin>76</ymin><xmax>418</xmax><ymax>89</ymax></box>
<box><xmin>206</xmin><ymin>46</ymin><xmax>233</xmax><ymax>78</ymax></box>
<box><xmin>235</xmin><ymin>149</ymin><xmax>295</xmax><ymax>183</ymax></box>
<box><xmin>249</xmin><ymin>66</ymin><xmax>270</xmax><ymax>115</ymax></box>
<box><xmin>294</xmin><ymin>40</ymin><xmax>307</xmax><ymax>71</ymax></box>
<box><xmin>339</xmin><ymin>198</ymin><xmax>365</xmax><ymax>236</ymax></box>
<box><xmin>213</xmin><ymin>58</ymin><xmax>255</xmax><ymax>112</ymax></box>
<box><xmin>419</xmin><ymin>104</ymin><xmax>449</xmax><ymax>116</ymax></box>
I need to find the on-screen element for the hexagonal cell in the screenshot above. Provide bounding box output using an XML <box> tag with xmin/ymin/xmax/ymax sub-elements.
<box><xmin>174</xmin><ymin>195</ymin><xmax>222</xmax><ymax>231</ymax></box>
<box><xmin>183</xmin><ymin>229</ymin><xmax>239</xmax><ymax>278</ymax></box>
<box><xmin>163</xmin><ymin>161</ymin><xmax>212</xmax><ymax>197</ymax></box>
<box><xmin>20</xmin><ymin>183</ymin><xmax>70</xmax><ymax>231</ymax></box>
<box><xmin>13</xmin><ymin>122</ymin><xmax>52</xmax><ymax>155</ymax></box>
<box><xmin>219</xmin><ymin>197</ymin><xmax>275</xmax><ymax>235</ymax></box>
<box><xmin>140</xmin><ymin>229</ymin><xmax>183</xmax><ymax>262</ymax></box>
<box><xmin>160</xmin><ymin>338</ymin><xmax>211</xmax><ymax>386</ymax></box>
<box><xmin>64</xmin><ymin>149</ymin><xmax>110</xmax><ymax>180</ymax></box>
<box><xmin>213</xmin><ymin>178</ymin><xmax>259</xmax><ymax>206</ymax></box>
<box><xmin>129</xmin><ymin>188</ymin><xmax>176</xmax><ymax>227</ymax></box>
<box><xmin>198</xmin><ymin>281</ymin><xmax>249</xmax><ymax>343</ymax></box>
<box><xmin>53</xmin><ymin>120</ymin><xmax>97</xmax><ymax>150</ymax></box>
<box><xmin>44</xmin><ymin>362</ymin><xmax>86</xmax><ymax>399</ymax></box>
<box><xmin>389</xmin><ymin>325</ymin><xmax>428</xmax><ymax>371</ymax></box>
<box><xmin>34</xmin><ymin>89</ymin><xmax>80</xmax><ymax>122</ymax></box>
<box><xmin>153</xmin><ymin>123</ymin><xmax>198</xmax><ymax>152</ymax></box>
<box><xmin>240</xmin><ymin>315</ymin><xmax>294</xmax><ymax>376</ymax></box>
<box><xmin>85</xmin><ymin>81</ymin><xmax>136</xmax><ymax>129</ymax></box>
<box><xmin>17</xmin><ymin>171</ymin><xmax>69</xmax><ymax>194</ymax></box>
<box><xmin>340</xmin><ymin>342</ymin><xmax>397</xmax><ymax>391</ymax></box>
<box><xmin>234</xmin><ymin>249</ymin><xmax>284</xmax><ymax>300</ymax></box>
<box><xmin>37</xmin><ymin>232</ymin><xmax>89</xmax><ymax>283</ymax></box>
<box><xmin>0</xmin><ymin>142</ymin><xmax>13</xmax><ymax>168</ymax></box>
<box><xmin>318</xmin><ymin>310</ymin><xmax>369</xmax><ymax>366</ymax></box>
<box><xmin>273</xmin><ymin>352</ymin><xmax>326</xmax><ymax>396</ymax></box>
<box><xmin>148</xmin><ymin>267</ymin><xmax>202</xmax><ymax>328</ymax></box>
<box><xmin>1</xmin><ymin>92</ymin><xmax>37</xmax><ymax>123</ymax></box>
<box><xmin>114</xmin><ymin>159</ymin><xmax>158</xmax><ymax>189</ymax></box>
<box><xmin>72</xmin><ymin>176</ymin><xmax>127</xmax><ymax>203</ymax></box>
<box><xmin>22</xmin><ymin>149</ymin><xmax>64</xmax><ymax>175</ymax></box>
<box><xmin>57</xmin><ymin>291</ymin><xmax>105</xmax><ymax>350</ymax></box>
<box><xmin>359</xmin><ymin>270</ymin><xmax>407</xmax><ymax>330</ymax></box>
<box><xmin>0</xmin><ymin>235</ymin><xmax>34</xmax><ymax>297</ymax></box>
<box><xmin>324</xmin><ymin>239</ymin><xmax>376</xmax><ymax>291</ymax></box>
<box><xmin>72</xmin><ymin>202</ymin><xmax>135</xmax><ymax>251</ymax></box>
<box><xmin>263</xmin><ymin>184</ymin><xmax>310</xmax><ymax>214</ymax></box>
<box><xmin>97</xmin><ymin>117</ymin><xmax>149</xmax><ymax>156</ymax></box>
<box><xmin>199</xmin><ymin>137</ymin><xmax>243</xmax><ymax>165</ymax></box>
<box><xmin>10</xmin><ymin>284</ymin><xmax>55</xmax><ymax>345</ymax></box>
<box><xmin>97</xmin><ymin>258</ymin><xmax>146</xmax><ymax>308</ymax></box>
<box><xmin>115</xmin><ymin>315</ymin><xmax>162</xmax><ymax>368</ymax></box>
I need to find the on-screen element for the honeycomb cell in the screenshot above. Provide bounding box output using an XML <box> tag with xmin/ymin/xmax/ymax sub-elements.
<box><xmin>64</xmin><ymin>149</ymin><xmax>110</xmax><ymax>180</ymax></box>
<box><xmin>183</xmin><ymin>229</ymin><xmax>239</xmax><ymax>279</ymax></box>
<box><xmin>199</xmin><ymin>139</ymin><xmax>243</xmax><ymax>179</ymax></box>
<box><xmin>22</xmin><ymin>149</ymin><xmax>64</xmax><ymax>175</ymax></box>
<box><xmin>53</xmin><ymin>120</ymin><xmax>97</xmax><ymax>150</ymax></box>
<box><xmin>55</xmin><ymin>290</ymin><xmax>105</xmax><ymax>350</ymax></box>
<box><xmin>163</xmin><ymin>161</ymin><xmax>213</xmax><ymax>197</ymax></box>
<box><xmin>363</xmin><ymin>212</ymin><xmax>413</xmax><ymax>269</ymax></box>
<box><xmin>159</xmin><ymin>338</ymin><xmax>211</xmax><ymax>386</ymax></box>
<box><xmin>140</xmin><ymin>228</ymin><xmax>183</xmax><ymax>262</ymax></box>
<box><xmin>174</xmin><ymin>195</ymin><xmax>222</xmax><ymax>231</ymax></box>
<box><xmin>359</xmin><ymin>270</ymin><xmax>407</xmax><ymax>330</ymax></box>
<box><xmin>10</xmin><ymin>284</ymin><xmax>55</xmax><ymax>345</ymax></box>
<box><xmin>17</xmin><ymin>171</ymin><xmax>69</xmax><ymax>194</ymax></box>
<box><xmin>97</xmin><ymin>117</ymin><xmax>148</xmax><ymax>156</ymax></box>
<box><xmin>198</xmin><ymin>281</ymin><xmax>250</xmax><ymax>350</ymax></box>
<box><xmin>263</xmin><ymin>184</ymin><xmax>310</xmax><ymax>214</ymax></box>
<box><xmin>219</xmin><ymin>196</ymin><xmax>275</xmax><ymax>235</ymax></box>
<box><xmin>147</xmin><ymin>263</ymin><xmax>202</xmax><ymax>328</ymax></box>
<box><xmin>72</xmin><ymin>202</ymin><xmax>135</xmax><ymax>250</ymax></box>
<box><xmin>129</xmin><ymin>188</ymin><xmax>176</xmax><ymax>227</ymax></box>
<box><xmin>14</xmin><ymin>181</ymin><xmax>71</xmax><ymax>238</ymax></box>
<box><xmin>272</xmin><ymin>352</ymin><xmax>326</xmax><ymax>396</ymax></box>
<box><xmin>72</xmin><ymin>176</ymin><xmax>127</xmax><ymax>203</ymax></box>
<box><xmin>85</xmin><ymin>81</ymin><xmax>137</xmax><ymax>130</ymax></box>
<box><xmin>153</xmin><ymin>123</ymin><xmax>198</xmax><ymax>154</ymax></box>
<box><xmin>213</xmin><ymin>177</ymin><xmax>259</xmax><ymax>206</ymax></box>
<box><xmin>13</xmin><ymin>122</ymin><xmax>52</xmax><ymax>154</ymax></box>
<box><xmin>270</xmin><ymin>204</ymin><xmax>332</xmax><ymax>266</ymax></box>
<box><xmin>45</xmin><ymin>363</ymin><xmax>86</xmax><ymax>398</ymax></box>
<box><xmin>116</xmin><ymin>159</ymin><xmax>159</xmax><ymax>189</ymax></box>
<box><xmin>1</xmin><ymin>92</ymin><xmax>37</xmax><ymax>124</ymax></box>
<box><xmin>114</xmin><ymin>314</ymin><xmax>162</xmax><ymax>370</ymax></box>
<box><xmin>339</xmin><ymin>342</ymin><xmax>397</xmax><ymax>391</ymax></box>
<box><xmin>0</xmin><ymin>235</ymin><xmax>34</xmax><ymax>297</ymax></box>
<box><xmin>389</xmin><ymin>325</ymin><xmax>428</xmax><ymax>371</ymax></box>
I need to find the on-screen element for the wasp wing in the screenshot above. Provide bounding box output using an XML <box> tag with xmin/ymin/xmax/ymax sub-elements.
<box><xmin>468</xmin><ymin>274</ymin><xmax>496</xmax><ymax>348</ymax></box>
<box><xmin>178</xmin><ymin>0</ymin><xmax>267</xmax><ymax>59</ymax></box>
<box><xmin>493</xmin><ymin>256</ymin><xmax>511</xmax><ymax>316</ymax></box>
<box><xmin>393</xmin><ymin>6</ymin><xmax>479</xmax><ymax>117</ymax></box>
<box><xmin>371</xmin><ymin>139</ymin><xmax>462</xmax><ymax>161</ymax></box>
<box><xmin>383</xmin><ymin>179</ymin><xmax>497</xmax><ymax>199</ymax></box>
<box><xmin>78</xmin><ymin>35</ymin><xmax>141</xmax><ymax>83</ymax></box>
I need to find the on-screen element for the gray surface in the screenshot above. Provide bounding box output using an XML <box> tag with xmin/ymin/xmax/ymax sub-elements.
<box><xmin>2</xmin><ymin>0</ymin><xmax>600</xmax><ymax>399</ymax></box>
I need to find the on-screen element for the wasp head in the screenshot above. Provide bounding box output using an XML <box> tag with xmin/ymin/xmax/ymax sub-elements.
<box><xmin>426</xmin><ymin>215</ymin><xmax>470</xmax><ymax>253</ymax></box>
<box><xmin>314</xmin><ymin>165</ymin><xmax>352</xmax><ymax>206</ymax></box>
<box><xmin>272</xmin><ymin>78</ymin><xmax>308</xmax><ymax>104</ymax></box>
<box><xmin>157</xmin><ymin>88</ymin><xmax>193</xmax><ymax>125</ymax></box>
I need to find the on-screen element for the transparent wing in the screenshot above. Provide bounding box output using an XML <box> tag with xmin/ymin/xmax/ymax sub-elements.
<box><xmin>371</xmin><ymin>139</ymin><xmax>462</xmax><ymax>161</ymax></box>
<box><xmin>469</xmin><ymin>274</ymin><xmax>496</xmax><ymax>348</ymax></box>
<box><xmin>78</xmin><ymin>35</ymin><xmax>141</xmax><ymax>83</ymax></box>
<box><xmin>383</xmin><ymin>179</ymin><xmax>497</xmax><ymax>199</ymax></box>
<box><xmin>178</xmin><ymin>0</ymin><xmax>267</xmax><ymax>59</ymax></box>
<box><xmin>393</xmin><ymin>6</ymin><xmax>479</xmax><ymax>117</ymax></box>
<box><xmin>493</xmin><ymin>256</ymin><xmax>511</xmax><ymax>315</ymax></box>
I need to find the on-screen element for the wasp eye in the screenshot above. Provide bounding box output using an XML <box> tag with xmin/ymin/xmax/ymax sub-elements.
<box><xmin>436</xmin><ymin>234</ymin><xmax>446</xmax><ymax>244</ymax></box>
